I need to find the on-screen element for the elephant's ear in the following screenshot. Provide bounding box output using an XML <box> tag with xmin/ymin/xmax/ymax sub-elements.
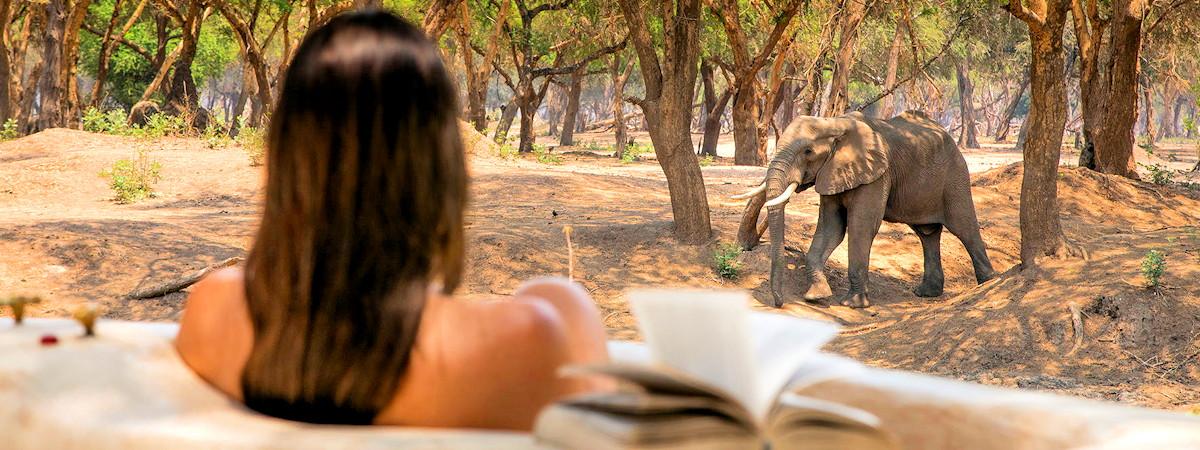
<box><xmin>814</xmin><ymin>116</ymin><xmax>889</xmax><ymax>195</ymax></box>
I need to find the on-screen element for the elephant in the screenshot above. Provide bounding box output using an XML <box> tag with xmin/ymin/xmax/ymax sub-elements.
<box><xmin>733</xmin><ymin>110</ymin><xmax>996</xmax><ymax>308</ymax></box>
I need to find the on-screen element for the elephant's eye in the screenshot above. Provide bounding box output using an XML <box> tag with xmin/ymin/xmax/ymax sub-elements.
<box><xmin>803</xmin><ymin>147</ymin><xmax>813</xmax><ymax>155</ymax></box>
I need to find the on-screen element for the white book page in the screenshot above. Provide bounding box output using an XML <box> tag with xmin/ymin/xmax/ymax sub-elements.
<box><xmin>746</xmin><ymin>312</ymin><xmax>840</xmax><ymax>418</ymax></box>
<box><xmin>628</xmin><ymin>289</ymin><xmax>759</xmax><ymax>416</ymax></box>
<box><xmin>628</xmin><ymin>289</ymin><xmax>841</xmax><ymax>423</ymax></box>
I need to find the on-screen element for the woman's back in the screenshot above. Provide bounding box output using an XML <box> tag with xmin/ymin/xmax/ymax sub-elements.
<box><xmin>174</xmin><ymin>10</ymin><xmax>609</xmax><ymax>429</ymax></box>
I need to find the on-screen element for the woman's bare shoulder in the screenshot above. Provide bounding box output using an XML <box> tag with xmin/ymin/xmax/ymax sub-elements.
<box><xmin>175</xmin><ymin>267</ymin><xmax>253</xmax><ymax>399</ymax></box>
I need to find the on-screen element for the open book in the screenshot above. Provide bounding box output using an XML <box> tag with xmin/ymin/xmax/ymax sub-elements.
<box><xmin>533</xmin><ymin>289</ymin><xmax>894</xmax><ymax>450</ymax></box>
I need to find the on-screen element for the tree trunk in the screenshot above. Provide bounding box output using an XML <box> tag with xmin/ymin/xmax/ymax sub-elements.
<box><xmin>611</xmin><ymin>55</ymin><xmax>633</xmax><ymax>159</ymax></box>
<box><xmin>60</xmin><ymin>0</ymin><xmax>94</xmax><ymax>125</ymax></box>
<box><xmin>879</xmin><ymin>14</ymin><xmax>905</xmax><ymax>118</ymax></box>
<box><xmin>955</xmin><ymin>55</ymin><xmax>979</xmax><ymax>148</ymax></box>
<box><xmin>1157</xmin><ymin>84</ymin><xmax>1179</xmax><ymax>139</ymax></box>
<box><xmin>996</xmin><ymin>72</ymin><xmax>1028</xmax><ymax>142</ymax></box>
<box><xmin>454</xmin><ymin>2</ymin><xmax>484</xmax><ymax>127</ymax></box>
<box><xmin>699</xmin><ymin>60</ymin><xmax>729</xmax><ymax>158</ymax></box>
<box><xmin>825</xmin><ymin>0</ymin><xmax>866</xmax><ymax>116</ymax></box>
<box><xmin>617</xmin><ymin>0</ymin><xmax>711</xmax><ymax>243</ymax></box>
<box><xmin>1141</xmin><ymin>81</ymin><xmax>1155</xmax><ymax>146</ymax></box>
<box><xmin>494</xmin><ymin>98</ymin><xmax>517</xmax><ymax>143</ymax></box>
<box><xmin>14</xmin><ymin>7</ymin><xmax>42</xmax><ymax>131</ymax></box>
<box><xmin>34</xmin><ymin>0</ymin><xmax>67</xmax><ymax>131</ymax></box>
<box><xmin>730</xmin><ymin>82</ymin><xmax>762</xmax><ymax>164</ymax></box>
<box><xmin>1091</xmin><ymin>0</ymin><xmax>1146</xmax><ymax>179</ymax></box>
<box><xmin>421</xmin><ymin>0</ymin><xmax>460</xmax><ymax>42</ymax></box>
<box><xmin>559</xmin><ymin>67</ymin><xmax>584</xmax><ymax>146</ymax></box>
<box><xmin>1010</xmin><ymin>1</ymin><xmax>1077</xmax><ymax>267</ymax></box>
<box><xmin>89</xmin><ymin>0</ymin><xmax>129</xmax><ymax>108</ymax></box>
<box><xmin>0</xmin><ymin>0</ymin><xmax>14</xmax><ymax>122</ymax></box>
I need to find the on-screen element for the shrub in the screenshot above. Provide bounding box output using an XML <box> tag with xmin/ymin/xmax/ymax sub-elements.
<box><xmin>0</xmin><ymin>119</ymin><xmax>18</xmax><ymax>141</ymax></box>
<box><xmin>134</xmin><ymin>113</ymin><xmax>188</xmax><ymax>139</ymax></box>
<box><xmin>533</xmin><ymin>144</ymin><xmax>562</xmax><ymax>164</ymax></box>
<box><xmin>202</xmin><ymin>118</ymin><xmax>232</xmax><ymax>149</ymax></box>
<box><xmin>1140</xmin><ymin>249</ymin><xmax>1166</xmax><ymax>289</ymax></box>
<box><xmin>713</xmin><ymin>242</ymin><xmax>742</xmax><ymax>280</ymax></box>
<box><xmin>699</xmin><ymin>155</ymin><xmax>715</xmax><ymax>167</ymax></box>
<box><xmin>100</xmin><ymin>149</ymin><xmax>162</xmax><ymax>203</ymax></box>
<box><xmin>237</xmin><ymin>126</ymin><xmax>267</xmax><ymax>166</ymax></box>
<box><xmin>1138</xmin><ymin>163</ymin><xmax>1174</xmax><ymax>186</ymax></box>
<box><xmin>81</xmin><ymin>107</ymin><xmax>131</xmax><ymax>135</ymax></box>
<box><xmin>498</xmin><ymin>143</ymin><xmax>518</xmax><ymax>159</ymax></box>
<box><xmin>621</xmin><ymin>141</ymin><xmax>652</xmax><ymax>163</ymax></box>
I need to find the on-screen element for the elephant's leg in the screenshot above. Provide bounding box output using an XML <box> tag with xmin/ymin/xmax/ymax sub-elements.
<box><xmin>840</xmin><ymin>192</ymin><xmax>886</xmax><ymax>308</ymax></box>
<box><xmin>910</xmin><ymin>223</ymin><xmax>945</xmax><ymax>297</ymax></box>
<box><xmin>944</xmin><ymin>198</ymin><xmax>998</xmax><ymax>284</ymax></box>
<box><xmin>803</xmin><ymin>198</ymin><xmax>847</xmax><ymax>300</ymax></box>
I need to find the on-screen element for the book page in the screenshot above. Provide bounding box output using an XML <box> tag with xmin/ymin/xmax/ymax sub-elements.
<box><xmin>746</xmin><ymin>312</ymin><xmax>840</xmax><ymax>418</ymax></box>
<box><xmin>628</xmin><ymin>289</ymin><xmax>841</xmax><ymax>423</ymax></box>
<box><xmin>628</xmin><ymin>289</ymin><xmax>760</xmax><ymax>418</ymax></box>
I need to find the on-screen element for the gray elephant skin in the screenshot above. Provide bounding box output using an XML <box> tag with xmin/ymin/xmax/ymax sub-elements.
<box><xmin>734</xmin><ymin>111</ymin><xmax>996</xmax><ymax>308</ymax></box>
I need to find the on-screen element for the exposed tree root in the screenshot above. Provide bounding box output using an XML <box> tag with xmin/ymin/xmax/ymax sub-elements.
<box><xmin>124</xmin><ymin>257</ymin><xmax>242</xmax><ymax>300</ymax></box>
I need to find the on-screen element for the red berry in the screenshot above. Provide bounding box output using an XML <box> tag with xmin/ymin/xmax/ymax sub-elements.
<box><xmin>40</xmin><ymin>334</ymin><xmax>58</xmax><ymax>346</ymax></box>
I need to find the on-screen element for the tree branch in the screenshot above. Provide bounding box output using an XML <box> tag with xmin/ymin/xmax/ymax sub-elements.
<box><xmin>529</xmin><ymin>36</ymin><xmax>627</xmax><ymax>78</ymax></box>
<box><xmin>1004</xmin><ymin>0</ymin><xmax>1045</xmax><ymax>28</ymax></box>
<box><xmin>855</xmin><ymin>14</ymin><xmax>970</xmax><ymax>112</ymax></box>
<box><xmin>82</xmin><ymin>22</ymin><xmax>154</xmax><ymax>62</ymax></box>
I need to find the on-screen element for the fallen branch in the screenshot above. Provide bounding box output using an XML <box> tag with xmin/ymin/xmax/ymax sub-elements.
<box><xmin>564</xmin><ymin>226</ymin><xmax>575</xmax><ymax>282</ymax></box>
<box><xmin>125</xmin><ymin>257</ymin><xmax>243</xmax><ymax>299</ymax></box>
<box><xmin>1067</xmin><ymin>302</ymin><xmax>1084</xmax><ymax>355</ymax></box>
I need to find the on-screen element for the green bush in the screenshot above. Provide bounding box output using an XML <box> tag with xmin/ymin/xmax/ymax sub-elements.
<box><xmin>621</xmin><ymin>141</ymin><xmax>652</xmax><ymax>163</ymax></box>
<box><xmin>699</xmin><ymin>155</ymin><xmax>715</xmax><ymax>167</ymax></box>
<box><xmin>1141</xmin><ymin>250</ymin><xmax>1166</xmax><ymax>289</ymax></box>
<box><xmin>81</xmin><ymin>107</ymin><xmax>131</xmax><ymax>134</ymax></box>
<box><xmin>1138</xmin><ymin>163</ymin><xmax>1174</xmax><ymax>186</ymax></box>
<box><xmin>100</xmin><ymin>149</ymin><xmax>162</xmax><ymax>203</ymax></box>
<box><xmin>0</xmin><ymin>119</ymin><xmax>18</xmax><ymax>141</ymax></box>
<box><xmin>498</xmin><ymin>143</ymin><xmax>518</xmax><ymax>159</ymax></box>
<box><xmin>133</xmin><ymin>113</ymin><xmax>188</xmax><ymax>139</ymax></box>
<box><xmin>533</xmin><ymin>144</ymin><xmax>562</xmax><ymax>165</ymax></box>
<box><xmin>202</xmin><ymin>118</ymin><xmax>232</xmax><ymax>149</ymax></box>
<box><xmin>237</xmin><ymin>126</ymin><xmax>266</xmax><ymax>166</ymax></box>
<box><xmin>713</xmin><ymin>242</ymin><xmax>742</xmax><ymax>280</ymax></box>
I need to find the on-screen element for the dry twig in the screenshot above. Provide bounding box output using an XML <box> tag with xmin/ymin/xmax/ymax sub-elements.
<box><xmin>125</xmin><ymin>257</ymin><xmax>243</xmax><ymax>299</ymax></box>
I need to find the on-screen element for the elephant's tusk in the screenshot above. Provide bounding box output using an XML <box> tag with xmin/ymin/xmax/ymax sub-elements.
<box><xmin>730</xmin><ymin>182</ymin><xmax>767</xmax><ymax>200</ymax></box>
<box><xmin>764</xmin><ymin>183</ymin><xmax>799</xmax><ymax>208</ymax></box>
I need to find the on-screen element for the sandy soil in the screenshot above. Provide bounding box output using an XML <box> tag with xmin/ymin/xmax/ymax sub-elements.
<box><xmin>2</xmin><ymin>128</ymin><xmax>1199</xmax><ymax>413</ymax></box>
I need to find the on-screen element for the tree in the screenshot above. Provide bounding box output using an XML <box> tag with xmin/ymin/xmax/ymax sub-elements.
<box><xmin>0</xmin><ymin>0</ymin><xmax>14</xmax><ymax>122</ymax></box>
<box><xmin>823</xmin><ymin>0</ymin><xmax>867</xmax><ymax>117</ymax></box>
<box><xmin>1006</xmin><ymin>0</ymin><xmax>1081</xmax><ymax>267</ymax></box>
<box><xmin>955</xmin><ymin>53</ymin><xmax>980</xmax><ymax>148</ymax></box>
<box><xmin>617</xmin><ymin>0</ymin><xmax>711</xmax><ymax>243</ymax></box>
<box><xmin>457</xmin><ymin>0</ymin><xmax>510</xmax><ymax>132</ymax></box>
<box><xmin>610</xmin><ymin>52</ymin><xmax>634</xmax><ymax>158</ymax></box>
<box><xmin>705</xmin><ymin>0</ymin><xmax>803</xmax><ymax>166</ymax></box>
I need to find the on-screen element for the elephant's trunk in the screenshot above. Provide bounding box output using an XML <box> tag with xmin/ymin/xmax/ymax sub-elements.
<box><xmin>764</xmin><ymin>150</ymin><xmax>798</xmax><ymax>308</ymax></box>
<box><xmin>767</xmin><ymin>206</ymin><xmax>787</xmax><ymax>307</ymax></box>
<box><xmin>736</xmin><ymin>190</ymin><xmax>767</xmax><ymax>250</ymax></box>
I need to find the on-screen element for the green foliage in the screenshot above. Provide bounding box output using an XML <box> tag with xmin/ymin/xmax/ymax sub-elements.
<box><xmin>0</xmin><ymin>119</ymin><xmax>18</xmax><ymax>141</ymax></box>
<box><xmin>533</xmin><ymin>144</ymin><xmax>563</xmax><ymax>164</ymax></box>
<box><xmin>100</xmin><ymin>149</ymin><xmax>162</xmax><ymax>204</ymax></box>
<box><xmin>1138</xmin><ymin>163</ymin><xmax>1174</xmax><ymax>186</ymax></box>
<box><xmin>82</xmin><ymin>107</ymin><xmax>131</xmax><ymax>134</ymax></box>
<box><xmin>713</xmin><ymin>242</ymin><xmax>742</xmax><ymax>280</ymax></box>
<box><xmin>203</xmin><ymin>119</ymin><xmax>233</xmax><ymax>149</ymax></box>
<box><xmin>498</xmin><ymin>143</ymin><xmax>519</xmax><ymax>159</ymax></box>
<box><xmin>621</xmin><ymin>141</ymin><xmax>652</xmax><ymax>163</ymax></box>
<box><xmin>134</xmin><ymin>113</ymin><xmax>188</xmax><ymax>139</ymax></box>
<box><xmin>699</xmin><ymin>155</ymin><xmax>715</xmax><ymax>167</ymax></box>
<box><xmin>1140</xmin><ymin>250</ymin><xmax>1166</xmax><ymax>289</ymax></box>
<box><xmin>237</xmin><ymin>126</ymin><xmax>266</xmax><ymax>166</ymax></box>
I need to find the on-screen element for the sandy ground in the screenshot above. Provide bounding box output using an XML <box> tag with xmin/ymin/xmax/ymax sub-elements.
<box><xmin>2</xmin><ymin>128</ymin><xmax>1199</xmax><ymax>413</ymax></box>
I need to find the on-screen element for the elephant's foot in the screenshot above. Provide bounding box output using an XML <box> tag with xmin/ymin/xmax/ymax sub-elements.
<box><xmin>838</xmin><ymin>292</ymin><xmax>871</xmax><ymax>308</ymax></box>
<box><xmin>975</xmin><ymin>269</ymin><xmax>998</xmax><ymax>285</ymax></box>
<box><xmin>913</xmin><ymin>281</ymin><xmax>944</xmax><ymax>298</ymax></box>
<box><xmin>803</xmin><ymin>273</ymin><xmax>833</xmax><ymax>300</ymax></box>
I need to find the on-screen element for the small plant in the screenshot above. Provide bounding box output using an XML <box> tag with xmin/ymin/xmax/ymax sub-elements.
<box><xmin>621</xmin><ymin>141</ymin><xmax>652</xmax><ymax>163</ymax></box>
<box><xmin>1138</xmin><ymin>162</ymin><xmax>1174</xmax><ymax>186</ymax></box>
<box><xmin>534</xmin><ymin>144</ymin><xmax>563</xmax><ymax>164</ymax></box>
<box><xmin>0</xmin><ymin>118</ymin><xmax>18</xmax><ymax>141</ymax></box>
<box><xmin>100</xmin><ymin>149</ymin><xmax>162</xmax><ymax>203</ymax></box>
<box><xmin>202</xmin><ymin>118</ymin><xmax>232</xmax><ymax>149</ymax></box>
<box><xmin>81</xmin><ymin>107</ymin><xmax>131</xmax><ymax>135</ymax></box>
<box><xmin>713</xmin><ymin>242</ymin><xmax>743</xmax><ymax>280</ymax></box>
<box><xmin>134</xmin><ymin>112</ymin><xmax>188</xmax><ymax>139</ymax></box>
<box><xmin>1140</xmin><ymin>249</ymin><xmax>1166</xmax><ymax>289</ymax></box>
<box><xmin>237</xmin><ymin>126</ymin><xmax>267</xmax><ymax>166</ymax></box>
<box><xmin>498</xmin><ymin>143</ymin><xmax>519</xmax><ymax>159</ymax></box>
<box><xmin>699</xmin><ymin>155</ymin><xmax>715</xmax><ymax>167</ymax></box>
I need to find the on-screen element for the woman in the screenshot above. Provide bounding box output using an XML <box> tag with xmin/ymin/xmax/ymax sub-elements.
<box><xmin>175</xmin><ymin>10</ymin><xmax>610</xmax><ymax>430</ymax></box>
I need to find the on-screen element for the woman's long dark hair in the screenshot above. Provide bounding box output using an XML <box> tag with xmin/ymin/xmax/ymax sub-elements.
<box><xmin>240</xmin><ymin>10</ymin><xmax>467</xmax><ymax>424</ymax></box>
